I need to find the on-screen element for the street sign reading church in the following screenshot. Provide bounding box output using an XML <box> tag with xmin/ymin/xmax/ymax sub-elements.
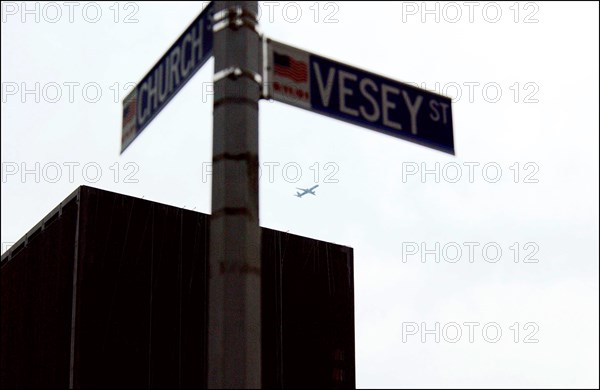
<box><xmin>121</xmin><ymin>2</ymin><xmax>214</xmax><ymax>153</ymax></box>
<box><xmin>266</xmin><ymin>39</ymin><xmax>454</xmax><ymax>155</ymax></box>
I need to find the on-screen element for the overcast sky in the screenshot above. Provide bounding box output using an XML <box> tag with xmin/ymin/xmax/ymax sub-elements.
<box><xmin>1</xmin><ymin>1</ymin><xmax>599</xmax><ymax>388</ymax></box>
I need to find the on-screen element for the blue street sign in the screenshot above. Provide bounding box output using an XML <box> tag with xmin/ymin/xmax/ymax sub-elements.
<box><xmin>121</xmin><ymin>2</ymin><xmax>214</xmax><ymax>153</ymax></box>
<box><xmin>268</xmin><ymin>39</ymin><xmax>454</xmax><ymax>155</ymax></box>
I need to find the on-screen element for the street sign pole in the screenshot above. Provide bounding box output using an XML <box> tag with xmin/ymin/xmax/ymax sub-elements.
<box><xmin>209</xmin><ymin>1</ymin><xmax>262</xmax><ymax>388</ymax></box>
<box><xmin>121</xmin><ymin>2</ymin><xmax>454</xmax><ymax>387</ymax></box>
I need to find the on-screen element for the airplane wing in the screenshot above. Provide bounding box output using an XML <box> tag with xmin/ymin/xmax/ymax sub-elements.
<box><xmin>296</xmin><ymin>187</ymin><xmax>307</xmax><ymax>191</ymax></box>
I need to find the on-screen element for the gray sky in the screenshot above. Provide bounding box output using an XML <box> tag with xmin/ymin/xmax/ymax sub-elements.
<box><xmin>1</xmin><ymin>1</ymin><xmax>599</xmax><ymax>388</ymax></box>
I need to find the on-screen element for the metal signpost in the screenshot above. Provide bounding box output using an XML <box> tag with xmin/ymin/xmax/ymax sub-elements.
<box><xmin>121</xmin><ymin>1</ymin><xmax>454</xmax><ymax>388</ymax></box>
<box><xmin>208</xmin><ymin>2</ymin><xmax>262</xmax><ymax>388</ymax></box>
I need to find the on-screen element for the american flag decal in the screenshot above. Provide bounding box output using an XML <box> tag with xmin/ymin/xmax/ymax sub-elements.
<box><xmin>274</xmin><ymin>51</ymin><xmax>308</xmax><ymax>83</ymax></box>
<box><xmin>121</xmin><ymin>90</ymin><xmax>138</xmax><ymax>150</ymax></box>
<box><xmin>123</xmin><ymin>98</ymin><xmax>136</xmax><ymax>127</ymax></box>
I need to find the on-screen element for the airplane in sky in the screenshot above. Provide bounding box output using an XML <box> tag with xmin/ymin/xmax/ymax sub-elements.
<box><xmin>294</xmin><ymin>185</ymin><xmax>319</xmax><ymax>198</ymax></box>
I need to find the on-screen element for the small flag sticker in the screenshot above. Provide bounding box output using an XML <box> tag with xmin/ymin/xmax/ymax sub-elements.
<box><xmin>273</xmin><ymin>51</ymin><xmax>308</xmax><ymax>83</ymax></box>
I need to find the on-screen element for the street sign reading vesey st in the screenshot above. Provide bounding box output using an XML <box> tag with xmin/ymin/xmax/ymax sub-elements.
<box><xmin>121</xmin><ymin>2</ymin><xmax>214</xmax><ymax>153</ymax></box>
<box><xmin>267</xmin><ymin>39</ymin><xmax>455</xmax><ymax>154</ymax></box>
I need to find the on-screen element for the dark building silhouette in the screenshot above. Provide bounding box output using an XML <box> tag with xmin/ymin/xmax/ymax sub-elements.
<box><xmin>1</xmin><ymin>186</ymin><xmax>355</xmax><ymax>389</ymax></box>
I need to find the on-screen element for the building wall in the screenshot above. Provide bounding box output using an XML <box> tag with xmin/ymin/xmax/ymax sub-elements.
<box><xmin>1</xmin><ymin>186</ymin><xmax>354</xmax><ymax>389</ymax></box>
<box><xmin>1</xmin><ymin>193</ymin><xmax>78</xmax><ymax>388</ymax></box>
